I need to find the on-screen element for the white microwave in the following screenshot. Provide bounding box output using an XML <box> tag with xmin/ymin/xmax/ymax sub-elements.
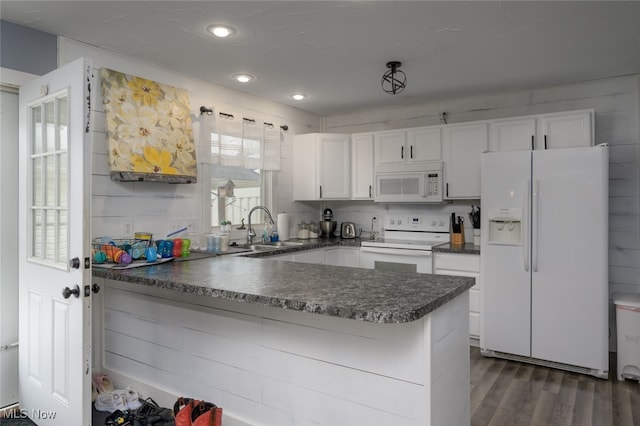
<box><xmin>374</xmin><ymin>162</ymin><xmax>443</xmax><ymax>203</ymax></box>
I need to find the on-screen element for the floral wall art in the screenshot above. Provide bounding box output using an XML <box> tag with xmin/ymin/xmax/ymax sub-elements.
<box><xmin>100</xmin><ymin>68</ymin><xmax>197</xmax><ymax>183</ymax></box>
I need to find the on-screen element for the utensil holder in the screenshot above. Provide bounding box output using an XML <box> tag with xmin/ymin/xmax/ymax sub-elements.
<box><xmin>451</xmin><ymin>232</ymin><xmax>465</xmax><ymax>246</ymax></box>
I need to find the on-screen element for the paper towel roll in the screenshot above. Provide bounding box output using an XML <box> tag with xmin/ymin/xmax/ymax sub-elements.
<box><xmin>277</xmin><ymin>213</ymin><xmax>289</xmax><ymax>241</ymax></box>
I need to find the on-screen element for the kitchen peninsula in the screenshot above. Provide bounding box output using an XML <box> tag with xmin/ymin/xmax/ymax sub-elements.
<box><xmin>93</xmin><ymin>254</ymin><xmax>474</xmax><ymax>426</ymax></box>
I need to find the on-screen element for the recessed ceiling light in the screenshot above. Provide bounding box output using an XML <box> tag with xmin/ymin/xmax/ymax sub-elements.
<box><xmin>207</xmin><ymin>24</ymin><xmax>236</xmax><ymax>38</ymax></box>
<box><xmin>291</xmin><ymin>93</ymin><xmax>307</xmax><ymax>101</ymax></box>
<box><xmin>234</xmin><ymin>74</ymin><xmax>255</xmax><ymax>83</ymax></box>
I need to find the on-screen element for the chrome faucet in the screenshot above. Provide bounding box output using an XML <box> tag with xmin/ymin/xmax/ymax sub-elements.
<box><xmin>247</xmin><ymin>205</ymin><xmax>275</xmax><ymax>244</ymax></box>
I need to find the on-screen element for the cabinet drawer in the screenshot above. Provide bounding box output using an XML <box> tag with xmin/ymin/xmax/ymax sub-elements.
<box><xmin>433</xmin><ymin>253</ymin><xmax>480</xmax><ymax>271</ymax></box>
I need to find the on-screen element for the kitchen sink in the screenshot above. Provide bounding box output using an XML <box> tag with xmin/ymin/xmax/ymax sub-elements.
<box><xmin>230</xmin><ymin>240</ymin><xmax>307</xmax><ymax>254</ymax></box>
<box><xmin>258</xmin><ymin>241</ymin><xmax>305</xmax><ymax>248</ymax></box>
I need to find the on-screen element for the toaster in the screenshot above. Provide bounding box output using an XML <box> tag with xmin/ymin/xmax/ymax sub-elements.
<box><xmin>340</xmin><ymin>222</ymin><xmax>357</xmax><ymax>239</ymax></box>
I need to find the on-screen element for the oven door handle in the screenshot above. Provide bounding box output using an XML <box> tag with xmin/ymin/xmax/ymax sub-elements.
<box><xmin>360</xmin><ymin>247</ymin><xmax>432</xmax><ymax>256</ymax></box>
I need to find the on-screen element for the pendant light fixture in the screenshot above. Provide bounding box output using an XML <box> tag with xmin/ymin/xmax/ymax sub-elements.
<box><xmin>381</xmin><ymin>61</ymin><xmax>407</xmax><ymax>95</ymax></box>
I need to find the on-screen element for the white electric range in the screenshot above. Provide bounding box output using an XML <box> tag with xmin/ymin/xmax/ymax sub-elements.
<box><xmin>360</xmin><ymin>214</ymin><xmax>450</xmax><ymax>273</ymax></box>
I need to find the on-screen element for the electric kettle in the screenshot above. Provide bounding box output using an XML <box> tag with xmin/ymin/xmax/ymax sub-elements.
<box><xmin>340</xmin><ymin>222</ymin><xmax>357</xmax><ymax>239</ymax></box>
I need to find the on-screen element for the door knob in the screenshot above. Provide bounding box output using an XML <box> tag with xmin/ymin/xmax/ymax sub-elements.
<box><xmin>92</xmin><ymin>283</ymin><xmax>101</xmax><ymax>294</ymax></box>
<box><xmin>62</xmin><ymin>285</ymin><xmax>80</xmax><ymax>299</ymax></box>
<box><xmin>69</xmin><ymin>257</ymin><xmax>80</xmax><ymax>269</ymax></box>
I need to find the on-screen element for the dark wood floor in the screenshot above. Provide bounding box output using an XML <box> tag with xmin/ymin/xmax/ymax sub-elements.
<box><xmin>470</xmin><ymin>346</ymin><xmax>640</xmax><ymax>426</ymax></box>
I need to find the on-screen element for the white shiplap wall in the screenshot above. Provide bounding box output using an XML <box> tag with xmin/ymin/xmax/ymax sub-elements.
<box><xmin>323</xmin><ymin>74</ymin><xmax>640</xmax><ymax>348</ymax></box>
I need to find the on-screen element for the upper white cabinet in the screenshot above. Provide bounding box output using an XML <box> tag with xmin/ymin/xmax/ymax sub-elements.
<box><xmin>443</xmin><ymin>122</ymin><xmax>489</xmax><ymax>199</ymax></box>
<box><xmin>374</xmin><ymin>127</ymin><xmax>441</xmax><ymax>169</ymax></box>
<box><xmin>293</xmin><ymin>133</ymin><xmax>351</xmax><ymax>201</ymax></box>
<box><xmin>351</xmin><ymin>133</ymin><xmax>374</xmax><ymax>199</ymax></box>
<box><xmin>490</xmin><ymin>117</ymin><xmax>537</xmax><ymax>151</ymax></box>
<box><xmin>490</xmin><ymin>109</ymin><xmax>593</xmax><ymax>152</ymax></box>
<box><xmin>540</xmin><ymin>110</ymin><xmax>593</xmax><ymax>149</ymax></box>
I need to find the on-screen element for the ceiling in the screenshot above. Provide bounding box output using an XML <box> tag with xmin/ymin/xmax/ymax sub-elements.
<box><xmin>2</xmin><ymin>1</ymin><xmax>640</xmax><ymax>116</ymax></box>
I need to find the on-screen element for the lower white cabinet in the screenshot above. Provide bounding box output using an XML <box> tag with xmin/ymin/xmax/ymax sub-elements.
<box><xmin>290</xmin><ymin>248</ymin><xmax>326</xmax><ymax>264</ymax></box>
<box><xmin>324</xmin><ymin>247</ymin><xmax>360</xmax><ymax>267</ymax></box>
<box><xmin>433</xmin><ymin>253</ymin><xmax>481</xmax><ymax>339</ymax></box>
<box><xmin>268</xmin><ymin>247</ymin><xmax>361</xmax><ymax>267</ymax></box>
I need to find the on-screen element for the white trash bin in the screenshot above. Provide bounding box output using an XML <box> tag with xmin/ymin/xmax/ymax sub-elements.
<box><xmin>614</xmin><ymin>292</ymin><xmax>640</xmax><ymax>382</ymax></box>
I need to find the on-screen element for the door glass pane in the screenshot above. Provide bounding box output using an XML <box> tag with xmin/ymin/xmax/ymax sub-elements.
<box><xmin>33</xmin><ymin>157</ymin><xmax>43</xmax><ymax>206</ymax></box>
<box><xmin>59</xmin><ymin>153</ymin><xmax>67</xmax><ymax>207</ymax></box>
<box><xmin>58</xmin><ymin>96</ymin><xmax>68</xmax><ymax>150</ymax></box>
<box><xmin>32</xmin><ymin>210</ymin><xmax>43</xmax><ymax>258</ymax></box>
<box><xmin>44</xmin><ymin>210</ymin><xmax>55</xmax><ymax>260</ymax></box>
<box><xmin>44</xmin><ymin>100</ymin><xmax>55</xmax><ymax>152</ymax></box>
<box><xmin>29</xmin><ymin>90</ymin><xmax>69</xmax><ymax>267</ymax></box>
<box><xmin>45</xmin><ymin>155</ymin><xmax>56</xmax><ymax>206</ymax></box>
<box><xmin>32</xmin><ymin>105</ymin><xmax>42</xmax><ymax>155</ymax></box>
<box><xmin>58</xmin><ymin>210</ymin><xmax>67</xmax><ymax>263</ymax></box>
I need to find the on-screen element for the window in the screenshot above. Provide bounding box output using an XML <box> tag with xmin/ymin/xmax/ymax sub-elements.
<box><xmin>29</xmin><ymin>90</ymin><xmax>69</xmax><ymax>266</ymax></box>
<box><xmin>200</xmin><ymin>112</ymin><xmax>281</xmax><ymax>231</ymax></box>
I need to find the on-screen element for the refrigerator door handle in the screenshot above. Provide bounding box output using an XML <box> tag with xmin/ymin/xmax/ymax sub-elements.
<box><xmin>532</xmin><ymin>179</ymin><xmax>539</xmax><ymax>272</ymax></box>
<box><xmin>523</xmin><ymin>179</ymin><xmax>530</xmax><ymax>272</ymax></box>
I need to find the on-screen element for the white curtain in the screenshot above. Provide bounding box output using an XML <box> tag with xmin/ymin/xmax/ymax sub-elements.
<box><xmin>199</xmin><ymin>111</ymin><xmax>281</xmax><ymax>171</ymax></box>
<box><xmin>262</xmin><ymin>122</ymin><xmax>281</xmax><ymax>171</ymax></box>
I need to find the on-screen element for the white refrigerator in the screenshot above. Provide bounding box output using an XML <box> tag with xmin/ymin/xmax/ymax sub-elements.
<box><xmin>480</xmin><ymin>144</ymin><xmax>608</xmax><ymax>378</ymax></box>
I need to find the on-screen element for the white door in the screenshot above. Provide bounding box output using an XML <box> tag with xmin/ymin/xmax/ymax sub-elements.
<box><xmin>530</xmin><ymin>146</ymin><xmax>608</xmax><ymax>371</ymax></box>
<box><xmin>480</xmin><ymin>150</ymin><xmax>532</xmax><ymax>357</ymax></box>
<box><xmin>18</xmin><ymin>57</ymin><xmax>93</xmax><ymax>425</ymax></box>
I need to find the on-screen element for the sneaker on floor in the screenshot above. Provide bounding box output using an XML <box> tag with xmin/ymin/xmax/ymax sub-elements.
<box><xmin>94</xmin><ymin>390</ymin><xmax>128</xmax><ymax>413</ymax></box>
<box><xmin>124</xmin><ymin>386</ymin><xmax>142</xmax><ymax>410</ymax></box>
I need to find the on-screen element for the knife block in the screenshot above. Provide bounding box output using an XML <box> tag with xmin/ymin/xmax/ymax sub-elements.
<box><xmin>451</xmin><ymin>227</ymin><xmax>465</xmax><ymax>247</ymax></box>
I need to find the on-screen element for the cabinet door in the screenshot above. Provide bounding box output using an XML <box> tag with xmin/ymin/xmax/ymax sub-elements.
<box><xmin>352</xmin><ymin>134</ymin><xmax>374</xmax><ymax>199</ymax></box>
<box><xmin>340</xmin><ymin>248</ymin><xmax>360</xmax><ymax>268</ymax></box>
<box><xmin>490</xmin><ymin>118</ymin><xmax>536</xmax><ymax>152</ymax></box>
<box><xmin>291</xmin><ymin>248</ymin><xmax>325</xmax><ymax>264</ymax></box>
<box><xmin>443</xmin><ymin>123</ymin><xmax>489</xmax><ymax>199</ymax></box>
<box><xmin>318</xmin><ymin>134</ymin><xmax>351</xmax><ymax>199</ymax></box>
<box><xmin>374</xmin><ymin>131</ymin><xmax>406</xmax><ymax>165</ymax></box>
<box><xmin>407</xmin><ymin>127</ymin><xmax>442</xmax><ymax>161</ymax></box>
<box><xmin>292</xmin><ymin>134</ymin><xmax>319</xmax><ymax>200</ymax></box>
<box><xmin>540</xmin><ymin>110</ymin><xmax>593</xmax><ymax>149</ymax></box>
<box><xmin>323</xmin><ymin>248</ymin><xmax>340</xmax><ymax>266</ymax></box>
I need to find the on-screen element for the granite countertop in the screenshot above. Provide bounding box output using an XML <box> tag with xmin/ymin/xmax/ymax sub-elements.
<box><xmin>93</xmin><ymin>254</ymin><xmax>474</xmax><ymax>324</ymax></box>
<box><xmin>433</xmin><ymin>242</ymin><xmax>481</xmax><ymax>255</ymax></box>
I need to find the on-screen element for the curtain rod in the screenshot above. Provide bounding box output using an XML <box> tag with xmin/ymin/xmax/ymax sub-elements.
<box><xmin>199</xmin><ymin>106</ymin><xmax>288</xmax><ymax>131</ymax></box>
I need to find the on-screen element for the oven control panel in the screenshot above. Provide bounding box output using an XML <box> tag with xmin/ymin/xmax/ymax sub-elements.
<box><xmin>385</xmin><ymin>214</ymin><xmax>449</xmax><ymax>232</ymax></box>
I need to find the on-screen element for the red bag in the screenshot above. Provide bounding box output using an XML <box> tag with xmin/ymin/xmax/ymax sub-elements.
<box><xmin>173</xmin><ymin>397</ymin><xmax>200</xmax><ymax>426</ymax></box>
<box><xmin>191</xmin><ymin>401</ymin><xmax>223</xmax><ymax>426</ymax></box>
